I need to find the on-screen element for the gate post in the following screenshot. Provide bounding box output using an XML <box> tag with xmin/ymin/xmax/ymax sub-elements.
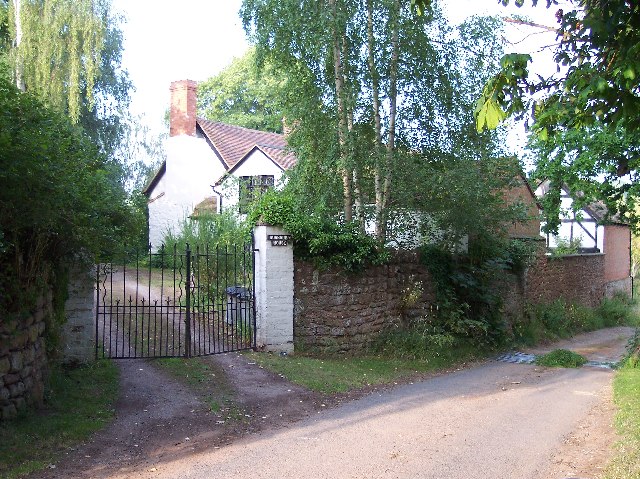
<box><xmin>62</xmin><ymin>261</ymin><xmax>96</xmax><ymax>364</ymax></box>
<box><xmin>253</xmin><ymin>224</ymin><xmax>294</xmax><ymax>353</ymax></box>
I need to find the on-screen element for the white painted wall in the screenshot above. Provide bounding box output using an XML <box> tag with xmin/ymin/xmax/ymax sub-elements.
<box><xmin>147</xmin><ymin>132</ymin><xmax>226</xmax><ymax>249</ymax></box>
<box><xmin>254</xmin><ymin>225</ymin><xmax>294</xmax><ymax>353</ymax></box>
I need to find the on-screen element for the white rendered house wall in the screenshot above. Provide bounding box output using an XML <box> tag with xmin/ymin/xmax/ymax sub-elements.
<box><xmin>147</xmin><ymin>132</ymin><xmax>225</xmax><ymax>249</ymax></box>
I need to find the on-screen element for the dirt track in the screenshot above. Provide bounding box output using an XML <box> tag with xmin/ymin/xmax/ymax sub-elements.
<box><xmin>31</xmin><ymin>326</ymin><xmax>636</xmax><ymax>479</ymax></box>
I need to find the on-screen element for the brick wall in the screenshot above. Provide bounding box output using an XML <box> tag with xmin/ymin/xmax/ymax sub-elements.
<box><xmin>294</xmin><ymin>253</ymin><xmax>435</xmax><ymax>353</ymax></box>
<box><xmin>604</xmin><ymin>225</ymin><xmax>631</xmax><ymax>283</ymax></box>
<box><xmin>0</xmin><ymin>291</ymin><xmax>50</xmax><ymax>420</ymax></box>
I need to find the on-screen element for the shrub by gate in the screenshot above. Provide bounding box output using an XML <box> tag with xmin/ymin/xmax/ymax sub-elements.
<box><xmin>95</xmin><ymin>242</ymin><xmax>255</xmax><ymax>359</ymax></box>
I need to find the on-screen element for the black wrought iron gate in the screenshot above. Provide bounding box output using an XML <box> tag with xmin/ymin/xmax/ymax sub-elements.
<box><xmin>95</xmin><ymin>242</ymin><xmax>256</xmax><ymax>359</ymax></box>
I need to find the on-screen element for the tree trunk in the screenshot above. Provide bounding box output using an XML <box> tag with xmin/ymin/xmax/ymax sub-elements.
<box><xmin>380</xmin><ymin>0</ymin><xmax>400</xmax><ymax>241</ymax></box>
<box><xmin>367</xmin><ymin>0</ymin><xmax>386</xmax><ymax>240</ymax></box>
<box><xmin>329</xmin><ymin>0</ymin><xmax>353</xmax><ymax>222</ymax></box>
<box><xmin>13</xmin><ymin>0</ymin><xmax>25</xmax><ymax>91</ymax></box>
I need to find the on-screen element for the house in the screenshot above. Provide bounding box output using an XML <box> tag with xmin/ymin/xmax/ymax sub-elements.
<box><xmin>503</xmin><ymin>173</ymin><xmax>542</xmax><ymax>240</ymax></box>
<box><xmin>535</xmin><ymin>180</ymin><xmax>632</xmax><ymax>296</ymax></box>
<box><xmin>143</xmin><ymin>80</ymin><xmax>296</xmax><ymax>248</ymax></box>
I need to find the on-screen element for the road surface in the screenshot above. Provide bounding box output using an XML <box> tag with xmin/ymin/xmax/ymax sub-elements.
<box><xmin>107</xmin><ymin>359</ymin><xmax>615</xmax><ymax>479</ymax></box>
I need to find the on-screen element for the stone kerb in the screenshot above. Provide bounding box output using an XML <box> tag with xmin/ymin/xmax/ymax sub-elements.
<box><xmin>253</xmin><ymin>224</ymin><xmax>295</xmax><ymax>353</ymax></box>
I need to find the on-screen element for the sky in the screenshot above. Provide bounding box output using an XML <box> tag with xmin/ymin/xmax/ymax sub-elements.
<box><xmin>111</xmin><ymin>0</ymin><xmax>561</xmax><ymax>151</ymax></box>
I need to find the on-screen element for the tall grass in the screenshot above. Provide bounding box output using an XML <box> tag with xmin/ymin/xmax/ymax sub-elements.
<box><xmin>160</xmin><ymin>211</ymin><xmax>250</xmax><ymax>252</ymax></box>
<box><xmin>513</xmin><ymin>293</ymin><xmax>638</xmax><ymax>346</ymax></box>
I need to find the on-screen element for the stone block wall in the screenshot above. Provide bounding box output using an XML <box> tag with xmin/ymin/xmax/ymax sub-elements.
<box><xmin>294</xmin><ymin>253</ymin><xmax>435</xmax><ymax>353</ymax></box>
<box><xmin>294</xmin><ymin>248</ymin><xmax>610</xmax><ymax>354</ymax></box>
<box><xmin>0</xmin><ymin>291</ymin><xmax>50</xmax><ymax>420</ymax></box>
<box><xmin>524</xmin><ymin>252</ymin><xmax>606</xmax><ymax>308</ymax></box>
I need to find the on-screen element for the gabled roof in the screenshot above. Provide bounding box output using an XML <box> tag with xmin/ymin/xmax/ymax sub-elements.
<box><xmin>143</xmin><ymin>161</ymin><xmax>165</xmax><ymax>196</ymax></box>
<box><xmin>196</xmin><ymin>119</ymin><xmax>297</xmax><ymax>171</ymax></box>
<box><xmin>142</xmin><ymin>120</ymin><xmax>297</xmax><ymax>197</ymax></box>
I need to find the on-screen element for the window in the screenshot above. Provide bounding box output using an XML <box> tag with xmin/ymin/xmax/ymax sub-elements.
<box><xmin>238</xmin><ymin>175</ymin><xmax>274</xmax><ymax>213</ymax></box>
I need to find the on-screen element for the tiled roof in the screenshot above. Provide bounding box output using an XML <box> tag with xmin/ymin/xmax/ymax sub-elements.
<box><xmin>196</xmin><ymin>118</ymin><xmax>297</xmax><ymax>170</ymax></box>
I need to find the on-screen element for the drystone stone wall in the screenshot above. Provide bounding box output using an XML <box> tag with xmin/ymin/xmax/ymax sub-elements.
<box><xmin>0</xmin><ymin>291</ymin><xmax>50</xmax><ymax>420</ymax></box>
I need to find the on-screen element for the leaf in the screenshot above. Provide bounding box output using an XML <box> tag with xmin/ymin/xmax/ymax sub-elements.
<box><xmin>623</xmin><ymin>67</ymin><xmax>636</xmax><ymax>80</ymax></box>
<box><xmin>538</xmin><ymin>127</ymin><xmax>548</xmax><ymax>141</ymax></box>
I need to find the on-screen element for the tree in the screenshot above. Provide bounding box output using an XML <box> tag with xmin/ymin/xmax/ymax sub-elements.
<box><xmin>242</xmin><ymin>0</ymin><xmax>511</xmax><ymax>244</ymax></box>
<box><xmin>475</xmin><ymin>0</ymin><xmax>640</xmax><ymax>230</ymax></box>
<box><xmin>198</xmin><ymin>48</ymin><xmax>288</xmax><ymax>133</ymax></box>
<box><xmin>0</xmin><ymin>0</ymin><xmax>132</xmax><ymax>161</ymax></box>
<box><xmin>0</xmin><ymin>75</ymin><xmax>139</xmax><ymax>312</ymax></box>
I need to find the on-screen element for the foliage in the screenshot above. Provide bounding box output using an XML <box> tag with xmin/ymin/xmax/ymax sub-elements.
<box><xmin>602</xmin><ymin>358</ymin><xmax>640</xmax><ymax>478</ymax></box>
<box><xmin>417</xmin><ymin>237</ymin><xmax>536</xmax><ymax>347</ymax></box>
<box><xmin>198</xmin><ymin>48</ymin><xmax>288</xmax><ymax>133</ymax></box>
<box><xmin>393</xmin><ymin>155</ymin><xmax>533</xmax><ymax>250</ymax></box>
<box><xmin>248</xmin><ymin>188</ymin><xmax>389</xmax><ymax>271</ymax></box>
<box><xmin>0</xmin><ymin>360</ymin><xmax>118</xmax><ymax>478</ymax></box>
<box><xmin>535</xmin><ymin>348</ymin><xmax>588</xmax><ymax>368</ymax></box>
<box><xmin>7</xmin><ymin>0</ymin><xmax>105</xmax><ymax>122</ymax></box>
<box><xmin>476</xmin><ymin>0</ymin><xmax>640</xmax><ymax>231</ymax></box>
<box><xmin>1</xmin><ymin>0</ymin><xmax>135</xmax><ymax>166</ymax></box>
<box><xmin>154</xmin><ymin>213</ymin><xmax>253</xmax><ymax>305</ymax></box>
<box><xmin>242</xmin><ymin>0</ymin><xmax>511</xmax><ymax>242</ymax></box>
<box><xmin>513</xmin><ymin>295</ymin><xmax>638</xmax><ymax>345</ymax></box>
<box><xmin>160</xmin><ymin>211</ymin><xmax>251</xmax><ymax>252</ymax></box>
<box><xmin>550</xmin><ymin>236</ymin><xmax>582</xmax><ymax>256</ymax></box>
<box><xmin>0</xmin><ymin>75</ymin><xmax>138</xmax><ymax>317</ymax></box>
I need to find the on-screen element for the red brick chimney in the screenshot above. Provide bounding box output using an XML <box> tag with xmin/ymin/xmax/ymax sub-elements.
<box><xmin>169</xmin><ymin>80</ymin><xmax>197</xmax><ymax>137</ymax></box>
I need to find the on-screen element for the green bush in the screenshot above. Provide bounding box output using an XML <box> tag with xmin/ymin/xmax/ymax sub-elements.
<box><xmin>0</xmin><ymin>75</ymin><xmax>139</xmax><ymax>320</ymax></box>
<box><xmin>536</xmin><ymin>349</ymin><xmax>588</xmax><ymax>368</ymax></box>
<box><xmin>371</xmin><ymin>317</ymin><xmax>458</xmax><ymax>360</ymax></box>
<box><xmin>248</xmin><ymin>188</ymin><xmax>388</xmax><ymax>271</ymax></box>
<box><xmin>598</xmin><ymin>294</ymin><xmax>637</xmax><ymax>327</ymax></box>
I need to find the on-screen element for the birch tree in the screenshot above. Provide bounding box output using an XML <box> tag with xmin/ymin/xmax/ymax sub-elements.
<box><xmin>242</xmin><ymin>0</ymin><xmax>507</xmax><ymax>243</ymax></box>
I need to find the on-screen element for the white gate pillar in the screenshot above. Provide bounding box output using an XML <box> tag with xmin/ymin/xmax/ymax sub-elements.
<box><xmin>253</xmin><ymin>224</ymin><xmax>294</xmax><ymax>353</ymax></box>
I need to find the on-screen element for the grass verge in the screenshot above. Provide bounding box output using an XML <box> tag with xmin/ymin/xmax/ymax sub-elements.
<box><xmin>245</xmin><ymin>344</ymin><xmax>482</xmax><ymax>394</ymax></box>
<box><xmin>602</xmin><ymin>365</ymin><xmax>640</xmax><ymax>478</ymax></box>
<box><xmin>602</xmin><ymin>334</ymin><xmax>640</xmax><ymax>479</ymax></box>
<box><xmin>0</xmin><ymin>360</ymin><xmax>119</xmax><ymax>479</ymax></box>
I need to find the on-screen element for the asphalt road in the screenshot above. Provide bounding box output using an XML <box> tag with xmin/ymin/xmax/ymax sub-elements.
<box><xmin>111</xmin><ymin>360</ymin><xmax>613</xmax><ymax>479</ymax></box>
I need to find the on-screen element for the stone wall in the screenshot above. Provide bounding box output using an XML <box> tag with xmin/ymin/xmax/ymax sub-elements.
<box><xmin>524</xmin><ymin>252</ymin><xmax>606</xmax><ymax>308</ymax></box>
<box><xmin>0</xmin><ymin>291</ymin><xmax>50</xmax><ymax>420</ymax></box>
<box><xmin>294</xmin><ymin>253</ymin><xmax>435</xmax><ymax>353</ymax></box>
<box><xmin>294</xmin><ymin>248</ymin><xmax>611</xmax><ymax>354</ymax></box>
<box><xmin>0</xmin><ymin>264</ymin><xmax>96</xmax><ymax>421</ymax></box>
